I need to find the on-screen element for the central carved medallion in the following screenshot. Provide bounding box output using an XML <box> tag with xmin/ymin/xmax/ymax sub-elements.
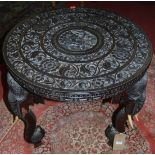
<box><xmin>58</xmin><ymin>29</ymin><xmax>98</xmax><ymax>52</ymax></box>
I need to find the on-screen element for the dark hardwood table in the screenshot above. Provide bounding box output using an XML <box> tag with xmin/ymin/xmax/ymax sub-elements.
<box><xmin>3</xmin><ymin>8</ymin><xmax>152</xmax><ymax>144</ymax></box>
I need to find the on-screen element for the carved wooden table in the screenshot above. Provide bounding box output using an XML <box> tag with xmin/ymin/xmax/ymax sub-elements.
<box><xmin>3</xmin><ymin>8</ymin><xmax>152</xmax><ymax>144</ymax></box>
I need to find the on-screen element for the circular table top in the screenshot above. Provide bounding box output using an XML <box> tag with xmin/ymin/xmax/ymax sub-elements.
<box><xmin>3</xmin><ymin>8</ymin><xmax>153</xmax><ymax>101</ymax></box>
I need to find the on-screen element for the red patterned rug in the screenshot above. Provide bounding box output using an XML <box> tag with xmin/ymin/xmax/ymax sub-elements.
<box><xmin>0</xmin><ymin>56</ymin><xmax>154</xmax><ymax>153</ymax></box>
<box><xmin>0</xmin><ymin>99</ymin><xmax>152</xmax><ymax>154</ymax></box>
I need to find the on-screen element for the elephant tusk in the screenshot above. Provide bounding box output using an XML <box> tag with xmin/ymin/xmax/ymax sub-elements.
<box><xmin>13</xmin><ymin>116</ymin><xmax>19</xmax><ymax>123</ymax></box>
<box><xmin>128</xmin><ymin>115</ymin><xmax>134</xmax><ymax>129</ymax></box>
<box><xmin>15</xmin><ymin>116</ymin><xmax>19</xmax><ymax>122</ymax></box>
<box><xmin>134</xmin><ymin>114</ymin><xmax>139</xmax><ymax>121</ymax></box>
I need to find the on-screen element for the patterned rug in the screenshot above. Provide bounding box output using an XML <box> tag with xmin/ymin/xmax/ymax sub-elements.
<box><xmin>31</xmin><ymin>102</ymin><xmax>151</xmax><ymax>154</ymax></box>
<box><xmin>0</xmin><ymin>57</ymin><xmax>154</xmax><ymax>153</ymax></box>
<box><xmin>0</xmin><ymin>99</ymin><xmax>151</xmax><ymax>154</ymax></box>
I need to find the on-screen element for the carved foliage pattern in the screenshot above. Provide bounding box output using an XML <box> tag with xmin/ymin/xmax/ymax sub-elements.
<box><xmin>3</xmin><ymin>8</ymin><xmax>152</xmax><ymax>100</ymax></box>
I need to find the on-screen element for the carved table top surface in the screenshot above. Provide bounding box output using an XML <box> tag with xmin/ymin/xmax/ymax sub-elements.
<box><xmin>3</xmin><ymin>8</ymin><xmax>153</xmax><ymax>101</ymax></box>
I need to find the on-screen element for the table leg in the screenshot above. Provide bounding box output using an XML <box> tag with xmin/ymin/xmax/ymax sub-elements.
<box><xmin>125</xmin><ymin>72</ymin><xmax>148</xmax><ymax>115</ymax></box>
<box><xmin>105</xmin><ymin>106</ymin><xmax>127</xmax><ymax>145</ymax></box>
<box><xmin>105</xmin><ymin>72</ymin><xmax>148</xmax><ymax>145</ymax></box>
<box><xmin>7</xmin><ymin>73</ymin><xmax>45</xmax><ymax>144</ymax></box>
